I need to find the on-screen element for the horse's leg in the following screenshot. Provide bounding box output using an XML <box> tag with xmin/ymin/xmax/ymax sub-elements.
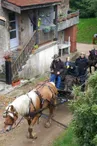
<box><xmin>27</xmin><ymin>118</ymin><xmax>33</xmax><ymax>138</ymax></box>
<box><xmin>27</xmin><ymin>116</ymin><xmax>39</xmax><ymax>139</ymax></box>
<box><xmin>45</xmin><ymin>103</ymin><xmax>55</xmax><ymax>128</ymax></box>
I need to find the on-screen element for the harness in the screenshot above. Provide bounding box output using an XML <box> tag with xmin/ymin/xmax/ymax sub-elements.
<box><xmin>34</xmin><ymin>90</ymin><xmax>44</xmax><ymax>108</ymax></box>
<box><xmin>26</xmin><ymin>84</ymin><xmax>56</xmax><ymax>118</ymax></box>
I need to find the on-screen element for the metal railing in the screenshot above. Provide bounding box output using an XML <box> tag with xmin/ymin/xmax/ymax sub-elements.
<box><xmin>12</xmin><ymin>31</ymin><xmax>36</xmax><ymax>80</ymax></box>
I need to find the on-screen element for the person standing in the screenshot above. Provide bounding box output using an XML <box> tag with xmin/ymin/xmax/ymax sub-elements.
<box><xmin>50</xmin><ymin>54</ymin><xmax>64</xmax><ymax>89</ymax></box>
<box><xmin>75</xmin><ymin>52</ymin><xmax>88</xmax><ymax>76</ymax></box>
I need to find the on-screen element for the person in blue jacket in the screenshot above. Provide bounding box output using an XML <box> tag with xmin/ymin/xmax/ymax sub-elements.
<box><xmin>75</xmin><ymin>52</ymin><xmax>88</xmax><ymax>76</ymax></box>
<box><xmin>64</xmin><ymin>57</ymin><xmax>77</xmax><ymax>76</ymax></box>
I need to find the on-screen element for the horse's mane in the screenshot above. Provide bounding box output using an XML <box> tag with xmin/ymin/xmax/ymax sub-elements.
<box><xmin>5</xmin><ymin>90</ymin><xmax>37</xmax><ymax>116</ymax></box>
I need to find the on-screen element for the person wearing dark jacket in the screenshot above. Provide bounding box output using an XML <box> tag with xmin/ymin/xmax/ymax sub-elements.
<box><xmin>75</xmin><ymin>52</ymin><xmax>88</xmax><ymax>76</ymax></box>
<box><xmin>50</xmin><ymin>54</ymin><xmax>64</xmax><ymax>89</ymax></box>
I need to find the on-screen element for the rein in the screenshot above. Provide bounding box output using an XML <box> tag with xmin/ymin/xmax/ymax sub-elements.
<box><xmin>0</xmin><ymin>116</ymin><xmax>24</xmax><ymax>134</ymax></box>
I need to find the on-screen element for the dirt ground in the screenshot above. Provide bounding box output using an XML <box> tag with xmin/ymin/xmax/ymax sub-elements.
<box><xmin>0</xmin><ymin>82</ymin><xmax>72</xmax><ymax>146</ymax></box>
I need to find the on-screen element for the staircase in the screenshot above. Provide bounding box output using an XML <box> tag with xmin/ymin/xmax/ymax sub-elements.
<box><xmin>11</xmin><ymin>31</ymin><xmax>36</xmax><ymax>80</ymax></box>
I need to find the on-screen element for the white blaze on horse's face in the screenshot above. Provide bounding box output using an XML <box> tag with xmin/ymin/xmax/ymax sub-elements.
<box><xmin>3</xmin><ymin>105</ymin><xmax>18</xmax><ymax>131</ymax></box>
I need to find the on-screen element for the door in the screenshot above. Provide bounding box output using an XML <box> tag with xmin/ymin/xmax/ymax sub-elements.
<box><xmin>9</xmin><ymin>12</ymin><xmax>19</xmax><ymax>49</ymax></box>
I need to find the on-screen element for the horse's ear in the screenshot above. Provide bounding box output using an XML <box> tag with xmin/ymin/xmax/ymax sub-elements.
<box><xmin>11</xmin><ymin>105</ymin><xmax>14</xmax><ymax>111</ymax></box>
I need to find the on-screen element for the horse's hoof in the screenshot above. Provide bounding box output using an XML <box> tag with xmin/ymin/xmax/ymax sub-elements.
<box><xmin>32</xmin><ymin>133</ymin><xmax>37</xmax><ymax>139</ymax></box>
<box><xmin>27</xmin><ymin>133</ymin><xmax>37</xmax><ymax>139</ymax></box>
<box><xmin>44</xmin><ymin>122</ymin><xmax>51</xmax><ymax>128</ymax></box>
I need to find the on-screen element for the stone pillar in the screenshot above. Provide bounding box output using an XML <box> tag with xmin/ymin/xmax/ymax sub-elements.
<box><xmin>5</xmin><ymin>57</ymin><xmax>12</xmax><ymax>84</ymax></box>
<box><xmin>65</xmin><ymin>25</ymin><xmax>77</xmax><ymax>52</ymax></box>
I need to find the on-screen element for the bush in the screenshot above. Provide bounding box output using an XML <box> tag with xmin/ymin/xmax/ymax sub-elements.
<box><xmin>70</xmin><ymin>71</ymin><xmax>97</xmax><ymax>146</ymax></box>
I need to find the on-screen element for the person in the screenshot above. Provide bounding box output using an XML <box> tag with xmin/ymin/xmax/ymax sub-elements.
<box><xmin>50</xmin><ymin>54</ymin><xmax>64</xmax><ymax>89</ymax></box>
<box><xmin>75</xmin><ymin>52</ymin><xmax>88</xmax><ymax>76</ymax></box>
<box><xmin>64</xmin><ymin>57</ymin><xmax>71</xmax><ymax>69</ymax></box>
<box><xmin>64</xmin><ymin>57</ymin><xmax>77</xmax><ymax>76</ymax></box>
<box><xmin>93</xmin><ymin>34</ymin><xmax>97</xmax><ymax>44</ymax></box>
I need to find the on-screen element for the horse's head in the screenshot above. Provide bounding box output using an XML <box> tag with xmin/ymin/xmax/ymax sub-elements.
<box><xmin>89</xmin><ymin>49</ymin><xmax>95</xmax><ymax>58</ymax></box>
<box><xmin>3</xmin><ymin>105</ymin><xmax>18</xmax><ymax>131</ymax></box>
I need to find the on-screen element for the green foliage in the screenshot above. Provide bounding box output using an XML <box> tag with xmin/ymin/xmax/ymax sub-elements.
<box><xmin>77</xmin><ymin>18</ymin><xmax>97</xmax><ymax>44</ymax></box>
<box><xmin>52</xmin><ymin>125</ymin><xmax>78</xmax><ymax>146</ymax></box>
<box><xmin>43</xmin><ymin>26</ymin><xmax>51</xmax><ymax>33</ymax></box>
<box><xmin>70</xmin><ymin>0</ymin><xmax>97</xmax><ymax>18</ymax></box>
<box><xmin>70</xmin><ymin>71</ymin><xmax>97</xmax><ymax>146</ymax></box>
<box><xmin>34</xmin><ymin>44</ymin><xmax>38</xmax><ymax>49</ymax></box>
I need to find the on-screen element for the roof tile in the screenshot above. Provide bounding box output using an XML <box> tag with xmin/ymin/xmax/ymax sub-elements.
<box><xmin>6</xmin><ymin>0</ymin><xmax>61</xmax><ymax>7</ymax></box>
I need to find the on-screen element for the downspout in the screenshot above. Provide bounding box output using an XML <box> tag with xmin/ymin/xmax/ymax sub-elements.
<box><xmin>54</xmin><ymin>5</ymin><xmax>58</xmax><ymax>40</ymax></box>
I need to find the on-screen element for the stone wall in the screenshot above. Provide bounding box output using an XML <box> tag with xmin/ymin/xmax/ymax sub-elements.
<box><xmin>58</xmin><ymin>31</ymin><xmax>64</xmax><ymax>44</ymax></box>
<box><xmin>20</xmin><ymin>11</ymin><xmax>33</xmax><ymax>46</ymax></box>
<box><xmin>0</xmin><ymin>0</ymin><xmax>9</xmax><ymax>66</ymax></box>
<box><xmin>58</xmin><ymin>0</ymin><xmax>69</xmax><ymax>16</ymax></box>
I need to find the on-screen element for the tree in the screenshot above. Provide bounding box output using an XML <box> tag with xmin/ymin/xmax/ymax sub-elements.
<box><xmin>70</xmin><ymin>0</ymin><xmax>97</xmax><ymax>18</ymax></box>
<box><xmin>70</xmin><ymin>72</ymin><xmax>97</xmax><ymax>146</ymax></box>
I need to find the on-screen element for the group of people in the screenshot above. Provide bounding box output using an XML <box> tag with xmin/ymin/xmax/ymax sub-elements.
<box><xmin>50</xmin><ymin>52</ymin><xmax>88</xmax><ymax>89</ymax></box>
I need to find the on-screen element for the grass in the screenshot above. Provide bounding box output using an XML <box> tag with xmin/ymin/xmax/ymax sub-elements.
<box><xmin>77</xmin><ymin>18</ymin><xmax>97</xmax><ymax>44</ymax></box>
<box><xmin>52</xmin><ymin>125</ymin><xmax>78</xmax><ymax>146</ymax></box>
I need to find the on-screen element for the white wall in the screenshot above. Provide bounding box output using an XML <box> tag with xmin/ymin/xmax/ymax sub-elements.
<box><xmin>19</xmin><ymin>42</ymin><xmax>58</xmax><ymax>79</ymax></box>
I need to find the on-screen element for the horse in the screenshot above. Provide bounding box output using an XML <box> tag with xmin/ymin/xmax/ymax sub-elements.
<box><xmin>3</xmin><ymin>81</ymin><xmax>58</xmax><ymax>139</ymax></box>
<box><xmin>93</xmin><ymin>34</ymin><xmax>97</xmax><ymax>44</ymax></box>
<box><xmin>88</xmin><ymin>49</ymin><xmax>97</xmax><ymax>73</ymax></box>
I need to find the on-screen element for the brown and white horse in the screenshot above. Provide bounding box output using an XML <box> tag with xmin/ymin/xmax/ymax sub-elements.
<box><xmin>3</xmin><ymin>81</ymin><xmax>58</xmax><ymax>139</ymax></box>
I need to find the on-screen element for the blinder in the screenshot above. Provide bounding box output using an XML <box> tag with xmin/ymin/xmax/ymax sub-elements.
<box><xmin>3</xmin><ymin>105</ymin><xmax>18</xmax><ymax>120</ymax></box>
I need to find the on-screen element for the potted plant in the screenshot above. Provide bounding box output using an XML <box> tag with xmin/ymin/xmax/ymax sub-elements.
<box><xmin>32</xmin><ymin>44</ymin><xmax>39</xmax><ymax>54</ymax></box>
<box><xmin>50</xmin><ymin>25</ymin><xmax>56</xmax><ymax>31</ymax></box>
<box><xmin>4</xmin><ymin>55</ymin><xmax>11</xmax><ymax>62</ymax></box>
<box><xmin>34</xmin><ymin>44</ymin><xmax>38</xmax><ymax>50</ymax></box>
<box><xmin>12</xmin><ymin>75</ymin><xmax>20</xmax><ymax>87</ymax></box>
<box><xmin>43</xmin><ymin>26</ymin><xmax>51</xmax><ymax>33</ymax></box>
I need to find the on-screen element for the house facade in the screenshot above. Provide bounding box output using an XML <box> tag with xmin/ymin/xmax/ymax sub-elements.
<box><xmin>0</xmin><ymin>0</ymin><xmax>79</xmax><ymax>83</ymax></box>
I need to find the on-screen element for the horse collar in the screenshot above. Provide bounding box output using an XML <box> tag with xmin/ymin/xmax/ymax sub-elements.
<box><xmin>34</xmin><ymin>90</ymin><xmax>44</xmax><ymax>108</ymax></box>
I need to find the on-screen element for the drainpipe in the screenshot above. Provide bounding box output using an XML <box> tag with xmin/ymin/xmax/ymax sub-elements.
<box><xmin>35</xmin><ymin>9</ymin><xmax>39</xmax><ymax>45</ymax></box>
<box><xmin>54</xmin><ymin>5</ymin><xmax>58</xmax><ymax>40</ymax></box>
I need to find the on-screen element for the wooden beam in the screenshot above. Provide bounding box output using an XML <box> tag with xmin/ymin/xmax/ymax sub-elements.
<box><xmin>21</xmin><ymin>3</ymin><xmax>60</xmax><ymax>11</ymax></box>
<box><xmin>1</xmin><ymin>1</ymin><xmax>21</xmax><ymax>14</ymax></box>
